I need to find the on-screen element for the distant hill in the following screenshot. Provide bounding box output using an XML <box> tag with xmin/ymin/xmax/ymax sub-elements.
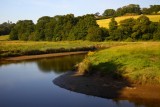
<box><xmin>97</xmin><ymin>15</ymin><xmax>160</xmax><ymax>28</ymax></box>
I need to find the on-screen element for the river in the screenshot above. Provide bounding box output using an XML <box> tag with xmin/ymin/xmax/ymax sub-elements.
<box><xmin>0</xmin><ymin>54</ymin><xmax>154</xmax><ymax>107</ymax></box>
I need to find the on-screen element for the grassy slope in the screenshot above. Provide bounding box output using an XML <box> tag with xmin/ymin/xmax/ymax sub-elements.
<box><xmin>79</xmin><ymin>42</ymin><xmax>160</xmax><ymax>84</ymax></box>
<box><xmin>97</xmin><ymin>15</ymin><xmax>160</xmax><ymax>28</ymax></box>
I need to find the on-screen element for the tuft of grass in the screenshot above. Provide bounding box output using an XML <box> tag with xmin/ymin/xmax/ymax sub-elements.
<box><xmin>78</xmin><ymin>58</ymin><xmax>92</xmax><ymax>75</ymax></box>
<box><xmin>97</xmin><ymin>15</ymin><xmax>160</xmax><ymax>28</ymax></box>
<box><xmin>78</xmin><ymin>42</ymin><xmax>160</xmax><ymax>84</ymax></box>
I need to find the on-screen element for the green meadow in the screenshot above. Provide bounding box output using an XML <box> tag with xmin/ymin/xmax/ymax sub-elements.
<box><xmin>78</xmin><ymin>42</ymin><xmax>160</xmax><ymax>84</ymax></box>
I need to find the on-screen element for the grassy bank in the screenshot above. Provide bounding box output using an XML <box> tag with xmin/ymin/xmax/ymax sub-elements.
<box><xmin>97</xmin><ymin>15</ymin><xmax>160</xmax><ymax>28</ymax></box>
<box><xmin>78</xmin><ymin>42</ymin><xmax>160</xmax><ymax>84</ymax></box>
<box><xmin>0</xmin><ymin>41</ymin><xmax>95</xmax><ymax>58</ymax></box>
<box><xmin>0</xmin><ymin>40</ymin><xmax>127</xmax><ymax>58</ymax></box>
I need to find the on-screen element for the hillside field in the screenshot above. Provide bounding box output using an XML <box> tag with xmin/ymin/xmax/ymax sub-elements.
<box><xmin>97</xmin><ymin>15</ymin><xmax>160</xmax><ymax>28</ymax></box>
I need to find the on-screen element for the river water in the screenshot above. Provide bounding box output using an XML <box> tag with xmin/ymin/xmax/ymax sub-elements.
<box><xmin>0</xmin><ymin>54</ymin><xmax>154</xmax><ymax>107</ymax></box>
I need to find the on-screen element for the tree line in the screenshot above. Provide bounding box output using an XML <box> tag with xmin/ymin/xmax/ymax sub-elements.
<box><xmin>2</xmin><ymin>4</ymin><xmax>159</xmax><ymax>41</ymax></box>
<box><xmin>0</xmin><ymin>21</ymin><xmax>15</xmax><ymax>36</ymax></box>
<box><xmin>9</xmin><ymin>14</ymin><xmax>160</xmax><ymax>41</ymax></box>
<box><xmin>9</xmin><ymin>14</ymin><xmax>108</xmax><ymax>41</ymax></box>
<box><xmin>102</xmin><ymin>4</ymin><xmax>160</xmax><ymax>18</ymax></box>
<box><xmin>108</xmin><ymin>16</ymin><xmax>160</xmax><ymax>41</ymax></box>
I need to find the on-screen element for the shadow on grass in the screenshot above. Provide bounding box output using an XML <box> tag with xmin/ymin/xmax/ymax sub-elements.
<box><xmin>53</xmin><ymin>60</ymin><xmax>160</xmax><ymax>107</ymax></box>
<box><xmin>54</xmin><ymin>61</ymin><xmax>131</xmax><ymax>98</ymax></box>
<box><xmin>86</xmin><ymin>61</ymin><xmax>125</xmax><ymax>79</ymax></box>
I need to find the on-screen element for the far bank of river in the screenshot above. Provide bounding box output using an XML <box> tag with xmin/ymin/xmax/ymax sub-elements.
<box><xmin>0</xmin><ymin>51</ymin><xmax>88</xmax><ymax>64</ymax></box>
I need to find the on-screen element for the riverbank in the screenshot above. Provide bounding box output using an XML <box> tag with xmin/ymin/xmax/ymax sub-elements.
<box><xmin>54</xmin><ymin>42</ymin><xmax>160</xmax><ymax>105</ymax></box>
<box><xmin>54</xmin><ymin>71</ymin><xmax>160</xmax><ymax>104</ymax></box>
<box><xmin>0</xmin><ymin>51</ymin><xmax>88</xmax><ymax>64</ymax></box>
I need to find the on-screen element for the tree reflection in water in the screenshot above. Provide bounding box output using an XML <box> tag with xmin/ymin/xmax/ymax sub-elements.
<box><xmin>37</xmin><ymin>54</ymin><xmax>85</xmax><ymax>73</ymax></box>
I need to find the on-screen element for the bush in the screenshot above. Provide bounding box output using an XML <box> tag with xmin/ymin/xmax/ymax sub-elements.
<box><xmin>78</xmin><ymin>58</ymin><xmax>92</xmax><ymax>75</ymax></box>
<box><xmin>142</xmin><ymin>33</ymin><xmax>151</xmax><ymax>40</ymax></box>
<box><xmin>125</xmin><ymin>37</ymin><xmax>134</xmax><ymax>42</ymax></box>
<box><xmin>153</xmin><ymin>31</ymin><xmax>160</xmax><ymax>40</ymax></box>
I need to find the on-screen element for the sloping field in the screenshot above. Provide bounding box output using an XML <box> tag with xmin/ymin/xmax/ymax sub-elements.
<box><xmin>97</xmin><ymin>15</ymin><xmax>160</xmax><ymax>28</ymax></box>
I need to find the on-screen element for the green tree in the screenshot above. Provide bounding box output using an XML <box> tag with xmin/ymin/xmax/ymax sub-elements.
<box><xmin>9</xmin><ymin>20</ymin><xmax>34</xmax><ymax>40</ymax></box>
<box><xmin>132</xmin><ymin>15</ymin><xmax>150</xmax><ymax>40</ymax></box>
<box><xmin>141</xmin><ymin>8</ymin><xmax>151</xmax><ymax>14</ymax></box>
<box><xmin>149</xmin><ymin>5</ymin><xmax>160</xmax><ymax>14</ymax></box>
<box><xmin>9</xmin><ymin>28</ymin><xmax>18</xmax><ymax>40</ymax></box>
<box><xmin>119</xmin><ymin>18</ymin><xmax>136</xmax><ymax>40</ymax></box>
<box><xmin>115</xmin><ymin>4</ymin><xmax>141</xmax><ymax>16</ymax></box>
<box><xmin>109</xmin><ymin>17</ymin><xmax>118</xmax><ymax>30</ymax></box>
<box><xmin>68</xmin><ymin>14</ymin><xmax>98</xmax><ymax>40</ymax></box>
<box><xmin>0</xmin><ymin>22</ymin><xmax>15</xmax><ymax>36</ymax></box>
<box><xmin>103</xmin><ymin>9</ymin><xmax>115</xmax><ymax>17</ymax></box>
<box><xmin>153</xmin><ymin>21</ymin><xmax>160</xmax><ymax>40</ymax></box>
<box><xmin>86</xmin><ymin>26</ymin><xmax>102</xmax><ymax>41</ymax></box>
<box><xmin>35</xmin><ymin>16</ymin><xmax>51</xmax><ymax>41</ymax></box>
<box><xmin>109</xmin><ymin>29</ymin><xmax>123</xmax><ymax>41</ymax></box>
<box><xmin>100</xmin><ymin>27</ymin><xmax>109</xmax><ymax>41</ymax></box>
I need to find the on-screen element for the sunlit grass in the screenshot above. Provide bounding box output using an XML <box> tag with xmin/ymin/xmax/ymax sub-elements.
<box><xmin>97</xmin><ymin>15</ymin><xmax>160</xmax><ymax>28</ymax></box>
<box><xmin>78</xmin><ymin>42</ymin><xmax>160</xmax><ymax>84</ymax></box>
<box><xmin>0</xmin><ymin>35</ymin><xmax>9</xmax><ymax>41</ymax></box>
<box><xmin>0</xmin><ymin>40</ymin><xmax>127</xmax><ymax>52</ymax></box>
<box><xmin>0</xmin><ymin>40</ymin><xmax>127</xmax><ymax>58</ymax></box>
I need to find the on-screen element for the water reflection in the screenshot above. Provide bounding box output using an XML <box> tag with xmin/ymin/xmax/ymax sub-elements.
<box><xmin>37</xmin><ymin>54</ymin><xmax>85</xmax><ymax>73</ymax></box>
<box><xmin>0</xmin><ymin>54</ymin><xmax>160</xmax><ymax>107</ymax></box>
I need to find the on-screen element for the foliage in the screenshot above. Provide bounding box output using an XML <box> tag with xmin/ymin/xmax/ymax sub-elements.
<box><xmin>109</xmin><ymin>17</ymin><xmax>118</xmax><ymax>31</ymax></box>
<box><xmin>7</xmin><ymin>4</ymin><xmax>160</xmax><ymax>42</ymax></box>
<box><xmin>86</xmin><ymin>26</ymin><xmax>102</xmax><ymax>42</ymax></box>
<box><xmin>97</xmin><ymin>15</ymin><xmax>160</xmax><ymax>29</ymax></box>
<box><xmin>68</xmin><ymin>14</ymin><xmax>98</xmax><ymax>40</ymax></box>
<box><xmin>101</xmin><ymin>4</ymin><xmax>160</xmax><ymax>17</ymax></box>
<box><xmin>102</xmin><ymin>9</ymin><xmax>115</xmax><ymax>17</ymax></box>
<box><xmin>0</xmin><ymin>21</ymin><xmax>15</xmax><ymax>36</ymax></box>
<box><xmin>9</xmin><ymin>20</ymin><xmax>34</xmax><ymax>40</ymax></box>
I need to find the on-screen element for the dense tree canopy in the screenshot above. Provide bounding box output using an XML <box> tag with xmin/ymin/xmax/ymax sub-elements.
<box><xmin>0</xmin><ymin>22</ymin><xmax>15</xmax><ymax>36</ymax></box>
<box><xmin>102</xmin><ymin>4</ymin><xmax>160</xmax><ymax>17</ymax></box>
<box><xmin>103</xmin><ymin>9</ymin><xmax>116</xmax><ymax>17</ymax></box>
<box><xmin>8</xmin><ymin>4</ymin><xmax>160</xmax><ymax>42</ymax></box>
<box><xmin>10</xmin><ymin>20</ymin><xmax>34</xmax><ymax>40</ymax></box>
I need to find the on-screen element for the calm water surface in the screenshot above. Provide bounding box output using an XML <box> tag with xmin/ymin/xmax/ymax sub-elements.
<box><xmin>0</xmin><ymin>54</ymin><xmax>153</xmax><ymax>107</ymax></box>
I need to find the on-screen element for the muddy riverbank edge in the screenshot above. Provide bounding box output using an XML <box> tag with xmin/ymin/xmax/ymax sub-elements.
<box><xmin>0</xmin><ymin>51</ymin><xmax>88</xmax><ymax>64</ymax></box>
<box><xmin>53</xmin><ymin>71</ymin><xmax>160</xmax><ymax>104</ymax></box>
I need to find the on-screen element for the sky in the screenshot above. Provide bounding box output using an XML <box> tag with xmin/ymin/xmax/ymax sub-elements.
<box><xmin>0</xmin><ymin>0</ymin><xmax>160</xmax><ymax>24</ymax></box>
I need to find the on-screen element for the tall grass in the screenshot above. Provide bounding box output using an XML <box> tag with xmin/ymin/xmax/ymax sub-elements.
<box><xmin>97</xmin><ymin>15</ymin><xmax>160</xmax><ymax>28</ymax></box>
<box><xmin>0</xmin><ymin>35</ymin><xmax>9</xmax><ymax>41</ymax></box>
<box><xmin>78</xmin><ymin>42</ymin><xmax>160</xmax><ymax>84</ymax></box>
<box><xmin>0</xmin><ymin>40</ymin><xmax>128</xmax><ymax>58</ymax></box>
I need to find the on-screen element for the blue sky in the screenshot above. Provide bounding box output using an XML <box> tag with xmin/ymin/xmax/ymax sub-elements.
<box><xmin>0</xmin><ymin>0</ymin><xmax>160</xmax><ymax>24</ymax></box>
